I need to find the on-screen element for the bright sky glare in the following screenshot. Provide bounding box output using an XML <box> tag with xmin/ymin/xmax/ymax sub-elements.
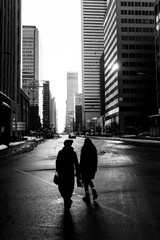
<box><xmin>22</xmin><ymin>0</ymin><xmax>82</xmax><ymax>132</ymax></box>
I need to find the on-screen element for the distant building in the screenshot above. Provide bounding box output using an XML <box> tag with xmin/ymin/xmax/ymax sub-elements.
<box><xmin>22</xmin><ymin>26</ymin><xmax>40</xmax><ymax>130</ymax></box>
<box><xmin>66</xmin><ymin>72</ymin><xmax>78</xmax><ymax>132</ymax></box>
<box><xmin>0</xmin><ymin>0</ymin><xmax>21</xmax><ymax>144</ymax></box>
<box><xmin>104</xmin><ymin>0</ymin><xmax>156</xmax><ymax>135</ymax></box>
<box><xmin>20</xmin><ymin>89</ymin><xmax>30</xmax><ymax>135</ymax></box>
<box><xmin>81</xmin><ymin>0</ymin><xmax>107</xmax><ymax>129</ymax></box>
<box><xmin>74</xmin><ymin>93</ymin><xmax>82</xmax><ymax>132</ymax></box>
<box><xmin>50</xmin><ymin>97</ymin><xmax>57</xmax><ymax>133</ymax></box>
<box><xmin>43</xmin><ymin>81</ymin><xmax>51</xmax><ymax>129</ymax></box>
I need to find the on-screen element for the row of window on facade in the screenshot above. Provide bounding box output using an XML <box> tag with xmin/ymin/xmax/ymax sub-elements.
<box><xmin>121</xmin><ymin>18</ymin><xmax>154</xmax><ymax>24</ymax></box>
<box><xmin>122</xmin><ymin>62</ymin><xmax>154</xmax><ymax>67</ymax></box>
<box><xmin>121</xmin><ymin>44</ymin><xmax>154</xmax><ymax>50</ymax></box>
<box><xmin>106</xmin><ymin>87</ymin><xmax>151</xmax><ymax>95</ymax></box>
<box><xmin>121</xmin><ymin>27</ymin><xmax>154</xmax><ymax>32</ymax></box>
<box><xmin>121</xmin><ymin>53</ymin><xmax>154</xmax><ymax>58</ymax></box>
<box><xmin>121</xmin><ymin>10</ymin><xmax>154</xmax><ymax>15</ymax></box>
<box><xmin>121</xmin><ymin>36</ymin><xmax>154</xmax><ymax>41</ymax></box>
<box><xmin>122</xmin><ymin>79</ymin><xmax>152</xmax><ymax>84</ymax></box>
<box><xmin>121</xmin><ymin>2</ymin><xmax>153</xmax><ymax>7</ymax></box>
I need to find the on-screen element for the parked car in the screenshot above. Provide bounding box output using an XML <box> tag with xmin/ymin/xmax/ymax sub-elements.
<box><xmin>45</xmin><ymin>129</ymin><xmax>54</xmax><ymax>139</ymax></box>
<box><xmin>68</xmin><ymin>132</ymin><xmax>76</xmax><ymax>139</ymax></box>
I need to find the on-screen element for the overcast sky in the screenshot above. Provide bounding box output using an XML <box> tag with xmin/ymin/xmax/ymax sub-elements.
<box><xmin>22</xmin><ymin>0</ymin><xmax>82</xmax><ymax>132</ymax></box>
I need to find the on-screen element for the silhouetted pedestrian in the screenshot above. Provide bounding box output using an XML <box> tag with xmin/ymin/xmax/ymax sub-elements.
<box><xmin>80</xmin><ymin>138</ymin><xmax>98</xmax><ymax>202</ymax></box>
<box><xmin>56</xmin><ymin>139</ymin><xmax>79</xmax><ymax>210</ymax></box>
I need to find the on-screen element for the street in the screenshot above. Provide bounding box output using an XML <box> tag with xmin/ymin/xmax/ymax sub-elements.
<box><xmin>0</xmin><ymin>135</ymin><xmax>160</xmax><ymax>240</ymax></box>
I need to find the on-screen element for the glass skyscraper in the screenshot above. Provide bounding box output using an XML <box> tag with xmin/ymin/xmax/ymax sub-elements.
<box><xmin>81</xmin><ymin>0</ymin><xmax>107</xmax><ymax>129</ymax></box>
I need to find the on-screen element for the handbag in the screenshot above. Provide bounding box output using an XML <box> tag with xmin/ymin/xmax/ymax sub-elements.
<box><xmin>76</xmin><ymin>177</ymin><xmax>83</xmax><ymax>188</ymax></box>
<box><xmin>53</xmin><ymin>171</ymin><xmax>59</xmax><ymax>185</ymax></box>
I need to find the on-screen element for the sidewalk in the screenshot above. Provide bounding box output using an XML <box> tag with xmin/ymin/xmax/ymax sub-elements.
<box><xmin>0</xmin><ymin>137</ymin><xmax>45</xmax><ymax>159</ymax></box>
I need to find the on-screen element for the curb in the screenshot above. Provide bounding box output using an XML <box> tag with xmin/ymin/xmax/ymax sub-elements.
<box><xmin>86</xmin><ymin>136</ymin><xmax>160</xmax><ymax>148</ymax></box>
<box><xmin>0</xmin><ymin>138</ymin><xmax>45</xmax><ymax>159</ymax></box>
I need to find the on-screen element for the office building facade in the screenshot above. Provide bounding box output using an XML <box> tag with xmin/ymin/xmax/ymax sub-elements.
<box><xmin>149</xmin><ymin>0</ymin><xmax>160</xmax><ymax>136</ymax></box>
<box><xmin>81</xmin><ymin>0</ymin><xmax>107</xmax><ymax>129</ymax></box>
<box><xmin>50</xmin><ymin>97</ymin><xmax>57</xmax><ymax>133</ymax></box>
<box><xmin>0</xmin><ymin>0</ymin><xmax>21</xmax><ymax>144</ymax></box>
<box><xmin>155</xmin><ymin>0</ymin><xmax>160</xmax><ymax>114</ymax></box>
<box><xmin>22</xmin><ymin>26</ymin><xmax>40</xmax><ymax>130</ymax></box>
<box><xmin>104</xmin><ymin>0</ymin><xmax>157</xmax><ymax>134</ymax></box>
<box><xmin>66</xmin><ymin>72</ymin><xmax>78</xmax><ymax>132</ymax></box>
<box><xmin>74</xmin><ymin>93</ymin><xmax>83</xmax><ymax>132</ymax></box>
<box><xmin>43</xmin><ymin>81</ymin><xmax>50</xmax><ymax>129</ymax></box>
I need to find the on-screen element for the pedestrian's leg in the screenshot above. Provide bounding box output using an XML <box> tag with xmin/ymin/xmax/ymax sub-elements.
<box><xmin>82</xmin><ymin>181</ymin><xmax>90</xmax><ymax>202</ymax></box>
<box><xmin>88</xmin><ymin>180</ymin><xmax>98</xmax><ymax>200</ymax></box>
<box><xmin>59</xmin><ymin>181</ymin><xmax>73</xmax><ymax>210</ymax></box>
<box><xmin>64</xmin><ymin>198</ymin><xmax>73</xmax><ymax>210</ymax></box>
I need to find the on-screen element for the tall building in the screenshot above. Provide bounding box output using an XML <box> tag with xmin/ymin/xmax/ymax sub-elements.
<box><xmin>50</xmin><ymin>97</ymin><xmax>57</xmax><ymax>133</ymax></box>
<box><xmin>66</xmin><ymin>72</ymin><xmax>78</xmax><ymax>132</ymax></box>
<box><xmin>0</xmin><ymin>0</ymin><xmax>21</xmax><ymax>144</ymax></box>
<box><xmin>155</xmin><ymin>0</ymin><xmax>160</xmax><ymax>114</ymax></box>
<box><xmin>100</xmin><ymin>52</ymin><xmax>105</xmax><ymax>117</ymax></box>
<box><xmin>43</xmin><ymin>81</ymin><xmax>51</xmax><ymax>129</ymax></box>
<box><xmin>150</xmin><ymin>0</ymin><xmax>160</xmax><ymax>136</ymax></box>
<box><xmin>81</xmin><ymin>0</ymin><xmax>107</xmax><ymax>129</ymax></box>
<box><xmin>74</xmin><ymin>93</ymin><xmax>82</xmax><ymax>132</ymax></box>
<box><xmin>22</xmin><ymin>26</ymin><xmax>40</xmax><ymax>130</ymax></box>
<box><xmin>104</xmin><ymin>0</ymin><xmax>157</xmax><ymax>134</ymax></box>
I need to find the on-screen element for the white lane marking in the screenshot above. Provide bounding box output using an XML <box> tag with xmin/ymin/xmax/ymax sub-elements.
<box><xmin>74</xmin><ymin>193</ymin><xmax>128</xmax><ymax>218</ymax></box>
<box><xmin>14</xmin><ymin>168</ymin><xmax>56</xmax><ymax>187</ymax></box>
<box><xmin>99</xmin><ymin>203</ymin><xmax>128</xmax><ymax>218</ymax></box>
<box><xmin>15</xmin><ymin>168</ymin><xmax>129</xmax><ymax>219</ymax></box>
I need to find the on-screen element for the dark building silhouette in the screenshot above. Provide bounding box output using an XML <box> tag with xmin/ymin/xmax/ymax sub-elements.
<box><xmin>104</xmin><ymin>0</ymin><xmax>157</xmax><ymax>134</ymax></box>
<box><xmin>149</xmin><ymin>0</ymin><xmax>160</xmax><ymax>136</ymax></box>
<box><xmin>100</xmin><ymin>52</ymin><xmax>105</xmax><ymax>117</ymax></box>
<box><xmin>43</xmin><ymin>81</ymin><xmax>50</xmax><ymax>129</ymax></box>
<box><xmin>0</xmin><ymin>0</ymin><xmax>21</xmax><ymax>144</ymax></box>
<box><xmin>81</xmin><ymin>0</ymin><xmax>107</xmax><ymax>128</ymax></box>
<box><xmin>22</xmin><ymin>26</ymin><xmax>40</xmax><ymax>130</ymax></box>
<box><xmin>75</xmin><ymin>93</ymin><xmax>82</xmax><ymax>132</ymax></box>
<box><xmin>20</xmin><ymin>89</ymin><xmax>30</xmax><ymax>135</ymax></box>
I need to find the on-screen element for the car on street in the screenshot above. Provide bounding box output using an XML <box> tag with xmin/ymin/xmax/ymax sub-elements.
<box><xmin>68</xmin><ymin>132</ymin><xmax>76</xmax><ymax>139</ymax></box>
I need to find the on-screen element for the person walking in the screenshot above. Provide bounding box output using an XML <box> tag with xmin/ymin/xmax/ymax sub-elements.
<box><xmin>80</xmin><ymin>138</ymin><xmax>98</xmax><ymax>202</ymax></box>
<box><xmin>55</xmin><ymin>139</ymin><xmax>79</xmax><ymax>210</ymax></box>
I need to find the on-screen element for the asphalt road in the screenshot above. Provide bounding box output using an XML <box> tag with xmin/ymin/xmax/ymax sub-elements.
<box><xmin>0</xmin><ymin>136</ymin><xmax>160</xmax><ymax>240</ymax></box>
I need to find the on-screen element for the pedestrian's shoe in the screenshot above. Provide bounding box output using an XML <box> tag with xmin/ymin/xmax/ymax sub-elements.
<box><xmin>92</xmin><ymin>188</ymin><xmax>98</xmax><ymax>200</ymax></box>
<box><xmin>82</xmin><ymin>192</ymin><xmax>90</xmax><ymax>202</ymax></box>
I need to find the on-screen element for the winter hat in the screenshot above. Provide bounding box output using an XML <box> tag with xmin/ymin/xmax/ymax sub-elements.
<box><xmin>64</xmin><ymin>139</ymin><xmax>73</xmax><ymax>146</ymax></box>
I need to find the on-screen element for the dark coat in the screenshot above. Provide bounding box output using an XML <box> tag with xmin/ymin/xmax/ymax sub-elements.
<box><xmin>80</xmin><ymin>138</ymin><xmax>98</xmax><ymax>180</ymax></box>
<box><xmin>56</xmin><ymin>146</ymin><xmax>79</xmax><ymax>199</ymax></box>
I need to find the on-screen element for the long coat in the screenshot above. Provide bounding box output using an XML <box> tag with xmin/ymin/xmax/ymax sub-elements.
<box><xmin>80</xmin><ymin>139</ymin><xmax>98</xmax><ymax>180</ymax></box>
<box><xmin>56</xmin><ymin>146</ymin><xmax>79</xmax><ymax>199</ymax></box>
